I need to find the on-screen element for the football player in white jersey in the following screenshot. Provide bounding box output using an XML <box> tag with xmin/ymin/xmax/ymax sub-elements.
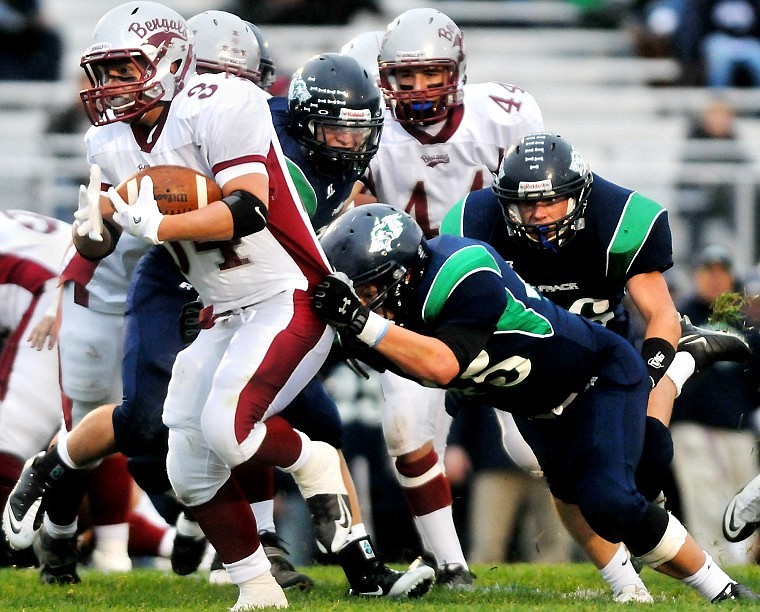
<box><xmin>4</xmin><ymin>3</ymin><xmax>346</xmax><ymax>609</ymax></box>
<box><xmin>0</xmin><ymin>210</ymin><xmax>69</xmax><ymax>565</ymax></box>
<box><xmin>351</xmin><ymin>8</ymin><xmax>544</xmax><ymax>585</ymax></box>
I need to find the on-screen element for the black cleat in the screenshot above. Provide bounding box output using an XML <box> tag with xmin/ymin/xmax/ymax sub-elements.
<box><xmin>435</xmin><ymin>563</ymin><xmax>476</xmax><ymax>588</ymax></box>
<box><xmin>171</xmin><ymin>511</ymin><xmax>207</xmax><ymax>576</ymax></box>
<box><xmin>711</xmin><ymin>582</ymin><xmax>760</xmax><ymax>602</ymax></box>
<box><xmin>341</xmin><ymin>537</ymin><xmax>434</xmax><ymax>598</ymax></box>
<box><xmin>259</xmin><ymin>531</ymin><xmax>314</xmax><ymax>591</ymax></box>
<box><xmin>34</xmin><ymin>528</ymin><xmax>80</xmax><ymax>585</ymax></box>
<box><xmin>678</xmin><ymin>316</ymin><xmax>751</xmax><ymax>371</ymax></box>
<box><xmin>349</xmin><ymin>562</ymin><xmax>435</xmax><ymax>598</ymax></box>
<box><xmin>305</xmin><ymin>493</ymin><xmax>351</xmax><ymax>555</ymax></box>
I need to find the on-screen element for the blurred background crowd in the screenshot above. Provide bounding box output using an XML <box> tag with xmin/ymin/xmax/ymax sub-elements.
<box><xmin>2</xmin><ymin>0</ymin><xmax>760</xmax><ymax>570</ymax></box>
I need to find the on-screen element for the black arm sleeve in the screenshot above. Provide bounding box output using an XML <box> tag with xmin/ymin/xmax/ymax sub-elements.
<box><xmin>435</xmin><ymin>323</ymin><xmax>493</xmax><ymax>375</ymax></box>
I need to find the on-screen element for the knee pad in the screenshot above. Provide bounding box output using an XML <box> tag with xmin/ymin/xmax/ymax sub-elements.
<box><xmin>639</xmin><ymin>512</ymin><xmax>687</xmax><ymax>568</ymax></box>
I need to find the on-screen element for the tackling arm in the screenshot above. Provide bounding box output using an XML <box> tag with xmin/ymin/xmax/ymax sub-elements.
<box><xmin>372</xmin><ymin>323</ymin><xmax>461</xmax><ymax>386</ymax></box>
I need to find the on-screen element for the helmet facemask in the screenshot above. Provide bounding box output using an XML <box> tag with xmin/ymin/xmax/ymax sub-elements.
<box><xmin>303</xmin><ymin>111</ymin><xmax>382</xmax><ymax>181</ymax></box>
<box><xmin>380</xmin><ymin>59</ymin><xmax>461</xmax><ymax>125</ymax></box>
<box><xmin>493</xmin><ymin>132</ymin><xmax>593</xmax><ymax>251</ymax></box>
<box><xmin>79</xmin><ymin>2</ymin><xmax>194</xmax><ymax>127</ymax></box>
<box><xmin>500</xmin><ymin>185</ymin><xmax>590</xmax><ymax>251</ymax></box>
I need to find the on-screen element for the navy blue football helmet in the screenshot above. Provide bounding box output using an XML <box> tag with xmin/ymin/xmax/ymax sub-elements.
<box><xmin>492</xmin><ymin>132</ymin><xmax>593</xmax><ymax>250</ymax></box>
<box><xmin>288</xmin><ymin>53</ymin><xmax>383</xmax><ymax>182</ymax></box>
<box><xmin>320</xmin><ymin>204</ymin><xmax>426</xmax><ymax>315</ymax></box>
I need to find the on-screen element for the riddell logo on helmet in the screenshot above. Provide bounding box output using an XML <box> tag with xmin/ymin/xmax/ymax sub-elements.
<box><xmin>128</xmin><ymin>18</ymin><xmax>187</xmax><ymax>39</ymax></box>
<box><xmin>339</xmin><ymin>108</ymin><xmax>372</xmax><ymax>120</ymax></box>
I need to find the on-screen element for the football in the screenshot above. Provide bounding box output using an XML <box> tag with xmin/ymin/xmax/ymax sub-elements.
<box><xmin>113</xmin><ymin>165</ymin><xmax>222</xmax><ymax>215</ymax></box>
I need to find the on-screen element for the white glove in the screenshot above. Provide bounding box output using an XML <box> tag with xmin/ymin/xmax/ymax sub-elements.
<box><xmin>73</xmin><ymin>164</ymin><xmax>104</xmax><ymax>241</ymax></box>
<box><xmin>109</xmin><ymin>176</ymin><xmax>164</xmax><ymax>245</ymax></box>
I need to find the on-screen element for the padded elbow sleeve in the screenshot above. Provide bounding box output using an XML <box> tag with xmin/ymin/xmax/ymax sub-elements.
<box><xmin>222</xmin><ymin>190</ymin><xmax>268</xmax><ymax>238</ymax></box>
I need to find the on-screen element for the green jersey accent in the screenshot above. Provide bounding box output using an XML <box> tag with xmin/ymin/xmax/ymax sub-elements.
<box><xmin>285</xmin><ymin>157</ymin><xmax>317</xmax><ymax>219</ymax></box>
<box><xmin>496</xmin><ymin>290</ymin><xmax>553</xmax><ymax>337</ymax></box>
<box><xmin>608</xmin><ymin>193</ymin><xmax>664</xmax><ymax>279</ymax></box>
<box><xmin>439</xmin><ymin>197</ymin><xmax>466</xmax><ymax>236</ymax></box>
<box><xmin>422</xmin><ymin>244</ymin><xmax>554</xmax><ymax>337</ymax></box>
<box><xmin>423</xmin><ymin>244</ymin><xmax>500</xmax><ymax>321</ymax></box>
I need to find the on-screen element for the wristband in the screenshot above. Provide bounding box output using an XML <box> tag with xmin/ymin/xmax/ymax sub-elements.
<box><xmin>665</xmin><ymin>352</ymin><xmax>695</xmax><ymax>397</ymax></box>
<box><xmin>356</xmin><ymin>310</ymin><xmax>392</xmax><ymax>347</ymax></box>
<box><xmin>641</xmin><ymin>337</ymin><xmax>676</xmax><ymax>388</ymax></box>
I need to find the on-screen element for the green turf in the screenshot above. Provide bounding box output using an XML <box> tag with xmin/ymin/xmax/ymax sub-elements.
<box><xmin>0</xmin><ymin>563</ymin><xmax>758</xmax><ymax>610</ymax></box>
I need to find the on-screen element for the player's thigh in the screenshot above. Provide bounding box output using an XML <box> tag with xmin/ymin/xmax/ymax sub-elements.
<box><xmin>202</xmin><ymin>294</ymin><xmax>333</xmax><ymax>464</ymax></box>
<box><xmin>379</xmin><ymin>371</ymin><xmax>446</xmax><ymax>457</ymax></box>
<box><xmin>0</xmin><ymin>342</ymin><xmax>61</xmax><ymax>459</ymax></box>
<box><xmin>59</xmin><ymin>286</ymin><xmax>123</xmax><ymax>404</ymax></box>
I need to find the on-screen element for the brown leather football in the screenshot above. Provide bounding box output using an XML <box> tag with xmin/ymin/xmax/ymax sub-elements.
<box><xmin>114</xmin><ymin>165</ymin><xmax>222</xmax><ymax>215</ymax></box>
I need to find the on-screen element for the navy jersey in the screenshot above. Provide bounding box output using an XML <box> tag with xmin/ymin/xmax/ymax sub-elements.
<box><xmin>269</xmin><ymin>96</ymin><xmax>356</xmax><ymax>231</ymax></box>
<box><xmin>393</xmin><ymin>235</ymin><xmax>646</xmax><ymax>416</ymax></box>
<box><xmin>440</xmin><ymin>173</ymin><xmax>673</xmax><ymax>336</ymax></box>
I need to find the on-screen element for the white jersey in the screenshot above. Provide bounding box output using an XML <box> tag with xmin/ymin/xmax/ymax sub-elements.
<box><xmin>0</xmin><ymin>210</ymin><xmax>70</xmax><ymax>328</ymax></box>
<box><xmin>365</xmin><ymin>82</ymin><xmax>544</xmax><ymax>237</ymax></box>
<box><xmin>0</xmin><ymin>210</ymin><xmax>70</xmax><ymax>455</ymax></box>
<box><xmin>60</xmin><ymin>233</ymin><xmax>147</xmax><ymax>315</ymax></box>
<box><xmin>83</xmin><ymin>72</ymin><xmax>330</xmax><ymax>312</ymax></box>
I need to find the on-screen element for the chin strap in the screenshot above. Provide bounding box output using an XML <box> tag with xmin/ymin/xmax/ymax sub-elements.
<box><xmin>537</xmin><ymin>226</ymin><xmax>558</xmax><ymax>253</ymax></box>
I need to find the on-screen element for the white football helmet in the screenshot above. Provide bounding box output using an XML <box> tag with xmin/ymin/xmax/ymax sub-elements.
<box><xmin>340</xmin><ymin>30</ymin><xmax>383</xmax><ymax>85</ymax></box>
<box><xmin>188</xmin><ymin>10</ymin><xmax>260</xmax><ymax>84</ymax></box>
<box><xmin>378</xmin><ymin>8</ymin><xmax>466</xmax><ymax>125</ymax></box>
<box><xmin>80</xmin><ymin>1</ymin><xmax>196</xmax><ymax>126</ymax></box>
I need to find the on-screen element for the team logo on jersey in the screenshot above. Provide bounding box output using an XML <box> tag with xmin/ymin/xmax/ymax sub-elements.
<box><xmin>369</xmin><ymin>212</ymin><xmax>404</xmax><ymax>254</ymax></box>
<box><xmin>422</xmin><ymin>153</ymin><xmax>449</xmax><ymax>168</ymax></box>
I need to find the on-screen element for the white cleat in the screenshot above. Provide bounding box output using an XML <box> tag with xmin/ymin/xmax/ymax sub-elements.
<box><xmin>722</xmin><ymin>474</ymin><xmax>760</xmax><ymax>542</ymax></box>
<box><xmin>614</xmin><ymin>584</ymin><xmax>654</xmax><ymax>603</ymax></box>
<box><xmin>231</xmin><ymin>570</ymin><xmax>288</xmax><ymax>610</ymax></box>
<box><xmin>91</xmin><ymin>546</ymin><xmax>133</xmax><ymax>573</ymax></box>
<box><xmin>3</xmin><ymin>452</ymin><xmax>47</xmax><ymax>550</ymax></box>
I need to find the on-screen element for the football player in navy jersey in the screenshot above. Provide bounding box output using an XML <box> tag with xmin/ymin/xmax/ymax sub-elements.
<box><xmin>312</xmin><ymin>202</ymin><xmax>759</xmax><ymax>603</ymax></box>
<box><xmin>440</xmin><ymin>132</ymin><xmax>751</xmax><ymax>599</ymax></box>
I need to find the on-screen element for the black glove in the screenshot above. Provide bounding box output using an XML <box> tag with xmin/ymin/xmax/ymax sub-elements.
<box><xmin>313</xmin><ymin>272</ymin><xmax>370</xmax><ymax>336</ymax></box>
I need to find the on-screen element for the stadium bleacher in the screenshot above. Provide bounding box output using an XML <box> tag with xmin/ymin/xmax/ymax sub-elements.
<box><xmin>4</xmin><ymin>1</ymin><xmax>760</xmax><ymax>278</ymax></box>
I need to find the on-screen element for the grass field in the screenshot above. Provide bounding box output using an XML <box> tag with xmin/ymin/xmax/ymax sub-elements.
<box><xmin>1</xmin><ymin>563</ymin><xmax>760</xmax><ymax>610</ymax></box>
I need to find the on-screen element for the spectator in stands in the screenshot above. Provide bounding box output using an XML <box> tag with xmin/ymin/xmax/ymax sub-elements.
<box><xmin>0</xmin><ymin>0</ymin><xmax>61</xmax><ymax>80</ymax></box>
<box><xmin>675</xmin><ymin>98</ymin><xmax>748</xmax><ymax>252</ymax></box>
<box><xmin>628</xmin><ymin>0</ymin><xmax>686</xmax><ymax>60</ymax></box>
<box><xmin>678</xmin><ymin>0</ymin><xmax>760</xmax><ymax>87</ymax></box>
<box><xmin>669</xmin><ymin>245</ymin><xmax>760</xmax><ymax>564</ymax></box>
